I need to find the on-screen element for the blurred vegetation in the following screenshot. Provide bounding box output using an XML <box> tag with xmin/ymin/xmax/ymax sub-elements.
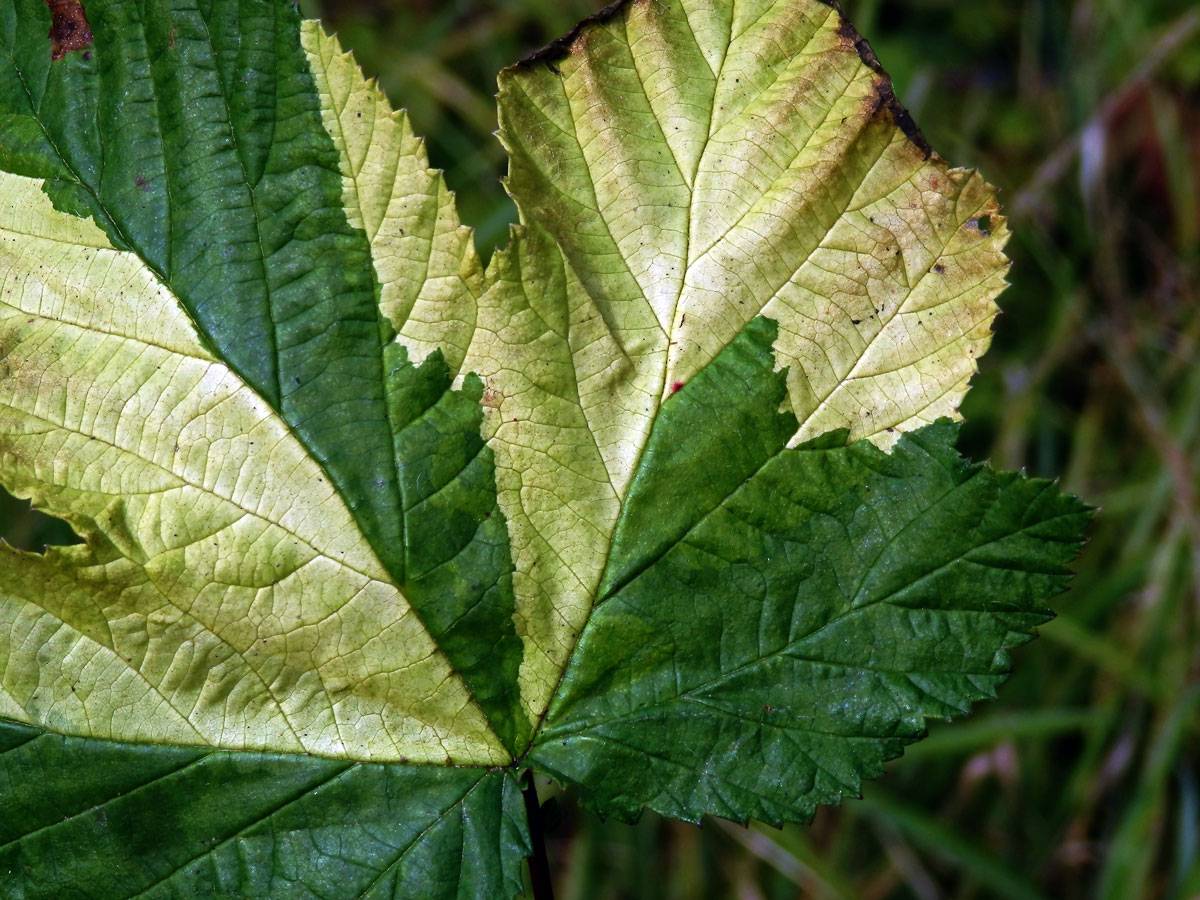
<box><xmin>7</xmin><ymin>0</ymin><xmax>1199</xmax><ymax>896</ymax></box>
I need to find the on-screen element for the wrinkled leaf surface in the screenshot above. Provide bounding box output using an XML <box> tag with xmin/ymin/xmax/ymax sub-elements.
<box><xmin>0</xmin><ymin>0</ymin><xmax>1087</xmax><ymax>896</ymax></box>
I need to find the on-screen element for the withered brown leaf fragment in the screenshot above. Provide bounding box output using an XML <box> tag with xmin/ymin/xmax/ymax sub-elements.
<box><xmin>46</xmin><ymin>0</ymin><xmax>92</xmax><ymax>60</ymax></box>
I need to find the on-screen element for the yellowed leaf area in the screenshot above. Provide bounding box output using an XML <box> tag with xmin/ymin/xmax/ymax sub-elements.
<box><xmin>0</xmin><ymin>2</ymin><xmax>1008</xmax><ymax>759</ymax></box>
<box><xmin>0</xmin><ymin>175</ymin><xmax>507</xmax><ymax>765</ymax></box>
<box><xmin>301</xmin><ymin>24</ymin><xmax>483</xmax><ymax>374</ymax></box>
<box><xmin>461</xmin><ymin>0</ymin><xmax>1009</xmax><ymax>717</ymax></box>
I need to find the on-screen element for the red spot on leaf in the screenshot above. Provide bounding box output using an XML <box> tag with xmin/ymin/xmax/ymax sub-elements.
<box><xmin>670</xmin><ymin>381</ymin><xmax>685</xmax><ymax>394</ymax></box>
<box><xmin>46</xmin><ymin>0</ymin><xmax>92</xmax><ymax>61</ymax></box>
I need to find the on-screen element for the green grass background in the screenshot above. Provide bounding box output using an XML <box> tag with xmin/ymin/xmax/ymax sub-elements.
<box><xmin>8</xmin><ymin>0</ymin><xmax>1200</xmax><ymax>896</ymax></box>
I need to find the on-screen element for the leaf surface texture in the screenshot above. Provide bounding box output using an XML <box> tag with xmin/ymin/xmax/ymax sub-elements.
<box><xmin>0</xmin><ymin>0</ymin><xmax>1086</xmax><ymax>896</ymax></box>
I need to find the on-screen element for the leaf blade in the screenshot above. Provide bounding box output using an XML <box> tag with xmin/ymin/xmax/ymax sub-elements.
<box><xmin>1</xmin><ymin>0</ymin><xmax>405</xmax><ymax>592</ymax></box>
<box><xmin>477</xmin><ymin>0</ymin><xmax>1012</xmax><ymax>722</ymax></box>
<box><xmin>0</xmin><ymin>1</ymin><xmax>1092</xmax><ymax>894</ymax></box>
<box><xmin>0</xmin><ymin>169</ymin><xmax>506</xmax><ymax>764</ymax></box>
<box><xmin>302</xmin><ymin>21</ymin><xmax>528</xmax><ymax>750</ymax></box>
<box><xmin>0</xmin><ymin>721</ymin><xmax>530</xmax><ymax>900</ymax></box>
<box><xmin>529</xmin><ymin>318</ymin><xmax>1090</xmax><ymax>824</ymax></box>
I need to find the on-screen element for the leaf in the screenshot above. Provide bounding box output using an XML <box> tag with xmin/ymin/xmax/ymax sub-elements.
<box><xmin>0</xmin><ymin>720</ymin><xmax>530</xmax><ymax>899</ymax></box>
<box><xmin>0</xmin><ymin>0</ymin><xmax>1087</xmax><ymax>896</ymax></box>
<box><xmin>475</xmin><ymin>0</ymin><xmax>1009</xmax><ymax>715</ymax></box>
<box><xmin>528</xmin><ymin>318</ymin><xmax>1088</xmax><ymax>824</ymax></box>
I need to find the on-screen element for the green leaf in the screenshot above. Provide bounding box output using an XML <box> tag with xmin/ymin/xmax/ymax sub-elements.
<box><xmin>528</xmin><ymin>318</ymin><xmax>1089</xmax><ymax>823</ymax></box>
<box><xmin>476</xmin><ymin>0</ymin><xmax>1010</xmax><ymax>714</ymax></box>
<box><xmin>0</xmin><ymin>0</ymin><xmax>1088</xmax><ymax>896</ymax></box>
<box><xmin>0</xmin><ymin>720</ymin><xmax>530</xmax><ymax>900</ymax></box>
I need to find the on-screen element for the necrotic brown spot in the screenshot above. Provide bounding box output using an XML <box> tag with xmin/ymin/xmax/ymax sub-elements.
<box><xmin>46</xmin><ymin>0</ymin><xmax>92</xmax><ymax>61</ymax></box>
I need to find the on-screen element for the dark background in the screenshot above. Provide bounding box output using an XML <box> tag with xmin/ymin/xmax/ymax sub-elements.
<box><xmin>9</xmin><ymin>0</ymin><xmax>1200</xmax><ymax>896</ymax></box>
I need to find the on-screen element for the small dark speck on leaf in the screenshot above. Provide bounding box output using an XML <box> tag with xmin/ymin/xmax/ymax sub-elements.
<box><xmin>933</xmin><ymin>263</ymin><xmax>946</xmax><ymax>274</ymax></box>
<box><xmin>46</xmin><ymin>0</ymin><xmax>92</xmax><ymax>61</ymax></box>
<box><xmin>670</xmin><ymin>381</ymin><xmax>685</xmax><ymax>394</ymax></box>
<box><xmin>851</xmin><ymin>318</ymin><xmax>861</xmax><ymax>325</ymax></box>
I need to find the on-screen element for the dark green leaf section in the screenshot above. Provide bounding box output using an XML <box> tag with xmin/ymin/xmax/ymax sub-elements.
<box><xmin>530</xmin><ymin>317</ymin><xmax>1091</xmax><ymax>825</ymax></box>
<box><xmin>0</xmin><ymin>0</ymin><xmax>404</xmax><ymax>575</ymax></box>
<box><xmin>385</xmin><ymin>343</ymin><xmax>529</xmax><ymax>752</ymax></box>
<box><xmin>597</xmin><ymin>317</ymin><xmax>800</xmax><ymax>601</ymax></box>
<box><xmin>0</xmin><ymin>720</ymin><xmax>530</xmax><ymax>900</ymax></box>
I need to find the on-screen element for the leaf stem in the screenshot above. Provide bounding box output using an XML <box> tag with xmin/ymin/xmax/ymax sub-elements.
<box><xmin>522</xmin><ymin>770</ymin><xmax>556</xmax><ymax>900</ymax></box>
